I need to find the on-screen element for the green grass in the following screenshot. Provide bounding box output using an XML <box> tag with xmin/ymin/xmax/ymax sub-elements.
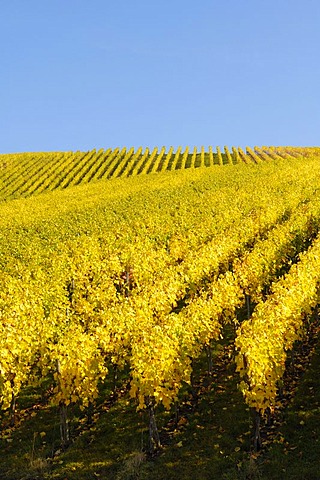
<box><xmin>256</xmin><ymin>325</ymin><xmax>320</xmax><ymax>480</ymax></box>
<box><xmin>0</xmin><ymin>322</ymin><xmax>311</xmax><ymax>479</ymax></box>
<box><xmin>0</xmin><ymin>331</ymin><xmax>246</xmax><ymax>479</ymax></box>
<box><xmin>1</xmin><ymin>320</ymin><xmax>320</xmax><ymax>479</ymax></box>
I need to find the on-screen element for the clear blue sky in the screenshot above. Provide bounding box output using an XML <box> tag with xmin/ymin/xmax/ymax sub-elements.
<box><xmin>1</xmin><ymin>0</ymin><xmax>320</xmax><ymax>153</ymax></box>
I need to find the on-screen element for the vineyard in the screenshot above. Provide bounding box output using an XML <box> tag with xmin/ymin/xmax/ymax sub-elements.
<box><xmin>1</xmin><ymin>146</ymin><xmax>320</xmax><ymax>479</ymax></box>
<box><xmin>0</xmin><ymin>145</ymin><xmax>314</xmax><ymax>201</ymax></box>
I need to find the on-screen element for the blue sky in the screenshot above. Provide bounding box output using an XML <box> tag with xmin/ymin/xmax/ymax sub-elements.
<box><xmin>1</xmin><ymin>1</ymin><xmax>320</xmax><ymax>153</ymax></box>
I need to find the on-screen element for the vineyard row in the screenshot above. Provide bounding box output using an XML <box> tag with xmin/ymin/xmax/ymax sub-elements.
<box><xmin>0</xmin><ymin>146</ymin><xmax>318</xmax><ymax>202</ymax></box>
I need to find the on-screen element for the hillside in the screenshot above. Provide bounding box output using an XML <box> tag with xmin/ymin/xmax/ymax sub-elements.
<box><xmin>1</xmin><ymin>148</ymin><xmax>320</xmax><ymax>479</ymax></box>
<box><xmin>0</xmin><ymin>145</ymin><xmax>317</xmax><ymax>202</ymax></box>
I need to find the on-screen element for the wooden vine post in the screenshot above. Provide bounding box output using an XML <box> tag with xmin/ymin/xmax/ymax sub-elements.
<box><xmin>10</xmin><ymin>378</ymin><xmax>16</xmax><ymax>427</ymax></box>
<box><xmin>245</xmin><ymin>294</ymin><xmax>251</xmax><ymax>319</ymax></box>
<box><xmin>243</xmin><ymin>354</ymin><xmax>262</xmax><ymax>451</ymax></box>
<box><xmin>146</xmin><ymin>397</ymin><xmax>161</xmax><ymax>454</ymax></box>
<box><xmin>56</xmin><ymin>359</ymin><xmax>70</xmax><ymax>448</ymax></box>
<box><xmin>251</xmin><ymin>407</ymin><xmax>262</xmax><ymax>451</ymax></box>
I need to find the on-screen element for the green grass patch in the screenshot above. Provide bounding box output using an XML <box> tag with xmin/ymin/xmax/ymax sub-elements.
<box><xmin>1</xmin><ymin>324</ymin><xmax>320</xmax><ymax>479</ymax></box>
